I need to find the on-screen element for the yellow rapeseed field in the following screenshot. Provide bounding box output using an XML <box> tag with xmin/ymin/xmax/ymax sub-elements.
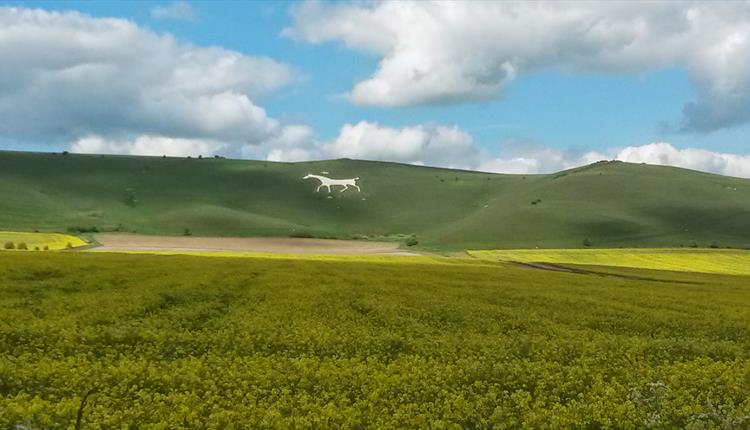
<box><xmin>469</xmin><ymin>248</ymin><xmax>750</xmax><ymax>275</ymax></box>
<box><xmin>0</xmin><ymin>231</ymin><xmax>86</xmax><ymax>251</ymax></box>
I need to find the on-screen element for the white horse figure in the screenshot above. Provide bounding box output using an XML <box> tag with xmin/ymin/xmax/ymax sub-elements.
<box><xmin>303</xmin><ymin>174</ymin><xmax>361</xmax><ymax>193</ymax></box>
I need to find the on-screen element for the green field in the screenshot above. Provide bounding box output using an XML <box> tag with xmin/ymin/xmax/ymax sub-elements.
<box><xmin>470</xmin><ymin>248</ymin><xmax>750</xmax><ymax>276</ymax></box>
<box><xmin>2</xmin><ymin>151</ymin><xmax>750</xmax><ymax>250</ymax></box>
<box><xmin>2</xmin><ymin>252</ymin><xmax>750</xmax><ymax>428</ymax></box>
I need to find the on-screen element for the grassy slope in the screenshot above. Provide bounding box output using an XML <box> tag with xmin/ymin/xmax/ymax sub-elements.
<box><xmin>1</xmin><ymin>150</ymin><xmax>750</xmax><ymax>249</ymax></box>
<box><xmin>1</xmin><ymin>252</ymin><xmax>750</xmax><ymax>427</ymax></box>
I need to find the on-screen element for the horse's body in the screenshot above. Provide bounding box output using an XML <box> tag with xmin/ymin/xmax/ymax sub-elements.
<box><xmin>303</xmin><ymin>174</ymin><xmax>361</xmax><ymax>193</ymax></box>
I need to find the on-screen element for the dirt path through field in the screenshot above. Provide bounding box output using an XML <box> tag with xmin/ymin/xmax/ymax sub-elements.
<box><xmin>513</xmin><ymin>261</ymin><xmax>702</xmax><ymax>284</ymax></box>
<box><xmin>91</xmin><ymin>234</ymin><xmax>420</xmax><ymax>256</ymax></box>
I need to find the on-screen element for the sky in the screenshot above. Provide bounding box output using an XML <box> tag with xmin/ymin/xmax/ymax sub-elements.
<box><xmin>1</xmin><ymin>0</ymin><xmax>750</xmax><ymax>176</ymax></box>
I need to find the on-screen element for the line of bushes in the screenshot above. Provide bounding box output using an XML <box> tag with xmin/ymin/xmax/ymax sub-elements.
<box><xmin>3</xmin><ymin>242</ymin><xmax>49</xmax><ymax>251</ymax></box>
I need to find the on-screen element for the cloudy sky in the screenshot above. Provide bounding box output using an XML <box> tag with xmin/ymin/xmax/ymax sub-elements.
<box><xmin>2</xmin><ymin>1</ymin><xmax>750</xmax><ymax>177</ymax></box>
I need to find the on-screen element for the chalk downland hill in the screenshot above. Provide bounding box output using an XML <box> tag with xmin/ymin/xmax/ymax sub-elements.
<box><xmin>1</xmin><ymin>150</ymin><xmax>749</xmax><ymax>250</ymax></box>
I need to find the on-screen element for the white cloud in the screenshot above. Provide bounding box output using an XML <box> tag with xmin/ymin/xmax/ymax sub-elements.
<box><xmin>478</xmin><ymin>142</ymin><xmax>750</xmax><ymax>178</ymax></box>
<box><xmin>323</xmin><ymin>121</ymin><xmax>479</xmax><ymax>169</ymax></box>
<box><xmin>478</xmin><ymin>148</ymin><xmax>604</xmax><ymax>175</ymax></box>
<box><xmin>286</xmin><ymin>1</ymin><xmax>750</xmax><ymax>131</ymax></box>
<box><xmin>0</xmin><ymin>7</ymin><xmax>292</xmax><ymax>146</ymax></box>
<box><xmin>71</xmin><ymin>135</ymin><xmax>225</xmax><ymax>157</ymax></box>
<box><xmin>151</xmin><ymin>2</ymin><xmax>196</xmax><ymax>21</ymax></box>
<box><xmin>244</xmin><ymin>125</ymin><xmax>320</xmax><ymax>162</ymax></box>
<box><xmin>615</xmin><ymin>142</ymin><xmax>750</xmax><ymax>178</ymax></box>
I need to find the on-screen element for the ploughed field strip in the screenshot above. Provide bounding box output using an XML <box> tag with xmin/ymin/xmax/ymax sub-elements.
<box><xmin>90</xmin><ymin>233</ymin><xmax>419</xmax><ymax>256</ymax></box>
<box><xmin>469</xmin><ymin>248</ymin><xmax>750</xmax><ymax>276</ymax></box>
<box><xmin>2</xmin><ymin>252</ymin><xmax>750</xmax><ymax>428</ymax></box>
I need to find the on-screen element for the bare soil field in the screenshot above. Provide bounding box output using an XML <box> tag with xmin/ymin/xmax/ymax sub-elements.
<box><xmin>92</xmin><ymin>234</ymin><xmax>419</xmax><ymax>256</ymax></box>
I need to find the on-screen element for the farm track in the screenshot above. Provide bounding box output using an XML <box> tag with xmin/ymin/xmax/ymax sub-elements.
<box><xmin>513</xmin><ymin>261</ymin><xmax>704</xmax><ymax>284</ymax></box>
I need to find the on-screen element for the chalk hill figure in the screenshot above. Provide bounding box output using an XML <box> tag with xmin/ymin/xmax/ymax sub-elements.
<box><xmin>303</xmin><ymin>174</ymin><xmax>361</xmax><ymax>193</ymax></box>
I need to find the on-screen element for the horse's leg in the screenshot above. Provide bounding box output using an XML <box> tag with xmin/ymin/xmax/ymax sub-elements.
<box><xmin>354</xmin><ymin>184</ymin><xmax>361</xmax><ymax>192</ymax></box>
<box><xmin>316</xmin><ymin>184</ymin><xmax>323</xmax><ymax>192</ymax></box>
<box><xmin>326</xmin><ymin>185</ymin><xmax>331</xmax><ymax>193</ymax></box>
<box><xmin>340</xmin><ymin>185</ymin><xmax>348</xmax><ymax>193</ymax></box>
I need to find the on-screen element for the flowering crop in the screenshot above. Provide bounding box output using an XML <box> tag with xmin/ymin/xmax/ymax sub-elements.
<box><xmin>1</xmin><ymin>252</ymin><xmax>749</xmax><ymax>428</ymax></box>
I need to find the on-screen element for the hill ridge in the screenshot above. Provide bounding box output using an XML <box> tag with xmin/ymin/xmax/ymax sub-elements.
<box><xmin>1</xmin><ymin>150</ymin><xmax>749</xmax><ymax>250</ymax></box>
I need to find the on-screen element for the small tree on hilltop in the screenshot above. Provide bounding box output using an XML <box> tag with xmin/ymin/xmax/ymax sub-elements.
<box><xmin>4</xmin><ymin>241</ymin><xmax>14</xmax><ymax>250</ymax></box>
<box><xmin>583</xmin><ymin>238</ymin><xmax>592</xmax><ymax>247</ymax></box>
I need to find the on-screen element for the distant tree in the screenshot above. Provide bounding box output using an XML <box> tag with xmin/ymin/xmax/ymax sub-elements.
<box><xmin>710</xmin><ymin>242</ymin><xmax>720</xmax><ymax>249</ymax></box>
<box><xmin>62</xmin><ymin>151</ymin><xmax>69</xmax><ymax>156</ymax></box>
<box><xmin>405</xmin><ymin>237</ymin><xmax>419</xmax><ymax>247</ymax></box>
<box><xmin>34</xmin><ymin>246</ymin><xmax>40</xmax><ymax>251</ymax></box>
<box><xmin>583</xmin><ymin>239</ymin><xmax>592</xmax><ymax>247</ymax></box>
<box><xmin>43</xmin><ymin>245</ymin><xmax>49</xmax><ymax>251</ymax></box>
<box><xmin>4</xmin><ymin>241</ymin><xmax>14</xmax><ymax>250</ymax></box>
<box><xmin>66</xmin><ymin>242</ymin><xmax>73</xmax><ymax>249</ymax></box>
<box><xmin>17</xmin><ymin>242</ymin><xmax>28</xmax><ymax>250</ymax></box>
<box><xmin>183</xmin><ymin>228</ymin><xmax>192</xmax><ymax>236</ymax></box>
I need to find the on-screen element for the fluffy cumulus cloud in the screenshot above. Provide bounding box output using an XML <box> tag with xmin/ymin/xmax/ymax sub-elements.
<box><xmin>286</xmin><ymin>1</ymin><xmax>750</xmax><ymax>132</ymax></box>
<box><xmin>261</xmin><ymin>121</ymin><xmax>481</xmax><ymax>169</ymax></box>
<box><xmin>478</xmin><ymin>142</ymin><xmax>750</xmax><ymax>178</ymax></box>
<box><xmin>71</xmin><ymin>135</ymin><xmax>225</xmax><ymax>157</ymax></box>
<box><xmin>324</xmin><ymin>122</ymin><xmax>479</xmax><ymax>168</ymax></box>
<box><xmin>615</xmin><ymin>143</ymin><xmax>750</xmax><ymax>178</ymax></box>
<box><xmin>0</xmin><ymin>7</ymin><xmax>294</xmax><ymax>153</ymax></box>
<box><xmin>478</xmin><ymin>144</ymin><xmax>605</xmax><ymax>175</ymax></box>
<box><xmin>243</xmin><ymin>125</ymin><xmax>319</xmax><ymax>162</ymax></box>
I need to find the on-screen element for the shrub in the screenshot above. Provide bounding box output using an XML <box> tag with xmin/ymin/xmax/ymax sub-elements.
<box><xmin>583</xmin><ymin>239</ymin><xmax>593</xmax><ymax>247</ymax></box>
<box><xmin>183</xmin><ymin>228</ymin><xmax>192</xmax><ymax>236</ymax></box>
<box><xmin>289</xmin><ymin>232</ymin><xmax>315</xmax><ymax>239</ymax></box>
<box><xmin>17</xmin><ymin>242</ymin><xmax>27</xmax><ymax>250</ymax></box>
<box><xmin>66</xmin><ymin>242</ymin><xmax>73</xmax><ymax>249</ymax></box>
<box><xmin>4</xmin><ymin>241</ymin><xmax>15</xmax><ymax>250</ymax></box>
<box><xmin>406</xmin><ymin>237</ymin><xmax>419</xmax><ymax>247</ymax></box>
<box><xmin>43</xmin><ymin>246</ymin><xmax>49</xmax><ymax>251</ymax></box>
<box><xmin>67</xmin><ymin>226</ymin><xmax>99</xmax><ymax>233</ymax></box>
<box><xmin>34</xmin><ymin>246</ymin><xmax>40</xmax><ymax>251</ymax></box>
<box><xmin>710</xmin><ymin>242</ymin><xmax>720</xmax><ymax>249</ymax></box>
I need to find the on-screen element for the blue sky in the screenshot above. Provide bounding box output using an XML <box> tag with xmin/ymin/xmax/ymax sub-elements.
<box><xmin>2</xmin><ymin>1</ymin><xmax>750</xmax><ymax>175</ymax></box>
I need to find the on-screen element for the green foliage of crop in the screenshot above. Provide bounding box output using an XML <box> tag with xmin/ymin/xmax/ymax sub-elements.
<box><xmin>2</xmin><ymin>151</ymin><xmax>750</xmax><ymax>250</ymax></box>
<box><xmin>2</xmin><ymin>253</ymin><xmax>750</xmax><ymax>428</ymax></box>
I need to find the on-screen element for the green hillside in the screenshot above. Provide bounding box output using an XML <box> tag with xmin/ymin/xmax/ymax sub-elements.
<box><xmin>1</xmin><ymin>150</ymin><xmax>749</xmax><ymax>250</ymax></box>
